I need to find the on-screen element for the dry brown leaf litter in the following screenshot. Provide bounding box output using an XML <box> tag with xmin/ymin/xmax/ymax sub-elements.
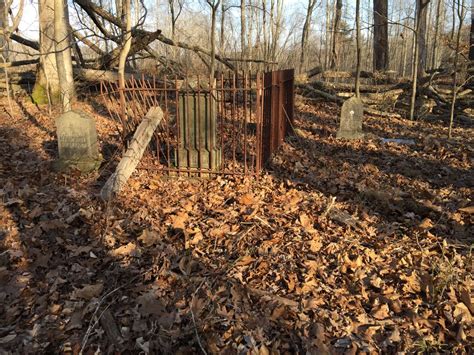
<box><xmin>0</xmin><ymin>97</ymin><xmax>472</xmax><ymax>353</ymax></box>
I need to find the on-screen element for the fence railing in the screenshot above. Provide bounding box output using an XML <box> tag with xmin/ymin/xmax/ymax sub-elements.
<box><xmin>98</xmin><ymin>70</ymin><xmax>294</xmax><ymax>176</ymax></box>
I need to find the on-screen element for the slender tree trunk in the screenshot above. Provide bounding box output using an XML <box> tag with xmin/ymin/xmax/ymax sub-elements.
<box><xmin>33</xmin><ymin>0</ymin><xmax>61</xmax><ymax>104</ymax></box>
<box><xmin>209</xmin><ymin>4</ymin><xmax>218</xmax><ymax>79</ymax></box>
<box><xmin>373</xmin><ymin>0</ymin><xmax>389</xmax><ymax>71</ymax></box>
<box><xmin>0</xmin><ymin>0</ymin><xmax>8</xmax><ymax>61</ymax></box>
<box><xmin>431</xmin><ymin>0</ymin><xmax>442</xmax><ymax>70</ymax></box>
<box><xmin>410</xmin><ymin>1</ymin><xmax>425</xmax><ymax>121</ymax></box>
<box><xmin>355</xmin><ymin>0</ymin><xmax>361</xmax><ymax>97</ymax></box>
<box><xmin>299</xmin><ymin>0</ymin><xmax>317</xmax><ymax>74</ymax></box>
<box><xmin>416</xmin><ymin>0</ymin><xmax>430</xmax><ymax>79</ymax></box>
<box><xmin>240</xmin><ymin>0</ymin><xmax>246</xmax><ymax>64</ymax></box>
<box><xmin>469</xmin><ymin>1</ymin><xmax>474</xmax><ymax>62</ymax></box>
<box><xmin>330</xmin><ymin>0</ymin><xmax>342</xmax><ymax>69</ymax></box>
<box><xmin>220</xmin><ymin>1</ymin><xmax>225</xmax><ymax>61</ymax></box>
<box><xmin>118</xmin><ymin>0</ymin><xmax>131</xmax><ymax>124</ymax></box>
<box><xmin>54</xmin><ymin>0</ymin><xmax>75</xmax><ymax>111</ymax></box>
<box><xmin>449</xmin><ymin>0</ymin><xmax>467</xmax><ymax>138</ymax></box>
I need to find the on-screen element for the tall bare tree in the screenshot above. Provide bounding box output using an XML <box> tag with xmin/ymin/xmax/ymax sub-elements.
<box><xmin>373</xmin><ymin>0</ymin><xmax>388</xmax><ymax>71</ymax></box>
<box><xmin>330</xmin><ymin>0</ymin><xmax>342</xmax><ymax>69</ymax></box>
<box><xmin>448</xmin><ymin>0</ymin><xmax>467</xmax><ymax>138</ymax></box>
<box><xmin>206</xmin><ymin>0</ymin><xmax>220</xmax><ymax>80</ymax></box>
<box><xmin>416</xmin><ymin>0</ymin><xmax>430</xmax><ymax>79</ymax></box>
<box><xmin>54</xmin><ymin>0</ymin><xmax>75</xmax><ymax>111</ymax></box>
<box><xmin>299</xmin><ymin>0</ymin><xmax>318</xmax><ymax>73</ymax></box>
<box><xmin>33</xmin><ymin>0</ymin><xmax>61</xmax><ymax>104</ymax></box>
<box><xmin>355</xmin><ymin>0</ymin><xmax>361</xmax><ymax>97</ymax></box>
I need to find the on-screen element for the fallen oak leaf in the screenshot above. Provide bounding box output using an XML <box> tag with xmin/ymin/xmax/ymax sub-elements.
<box><xmin>371</xmin><ymin>303</ymin><xmax>390</xmax><ymax>320</ymax></box>
<box><xmin>72</xmin><ymin>283</ymin><xmax>103</xmax><ymax>300</ymax></box>
<box><xmin>138</xmin><ymin>229</ymin><xmax>160</xmax><ymax>247</ymax></box>
<box><xmin>111</xmin><ymin>242</ymin><xmax>141</xmax><ymax>258</ymax></box>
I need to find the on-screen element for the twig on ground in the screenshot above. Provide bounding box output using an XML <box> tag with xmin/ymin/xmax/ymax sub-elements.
<box><xmin>321</xmin><ymin>196</ymin><xmax>336</xmax><ymax>218</ymax></box>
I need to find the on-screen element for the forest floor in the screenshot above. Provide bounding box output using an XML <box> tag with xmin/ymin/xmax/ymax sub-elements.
<box><xmin>0</xmin><ymin>94</ymin><xmax>473</xmax><ymax>354</ymax></box>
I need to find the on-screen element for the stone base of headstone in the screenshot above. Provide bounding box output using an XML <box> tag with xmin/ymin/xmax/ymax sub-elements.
<box><xmin>336</xmin><ymin>130</ymin><xmax>365</xmax><ymax>140</ymax></box>
<box><xmin>53</xmin><ymin>156</ymin><xmax>102</xmax><ymax>173</ymax></box>
<box><xmin>174</xmin><ymin>147</ymin><xmax>222</xmax><ymax>177</ymax></box>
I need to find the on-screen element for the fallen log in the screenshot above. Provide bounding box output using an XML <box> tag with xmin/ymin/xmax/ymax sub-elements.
<box><xmin>101</xmin><ymin>106</ymin><xmax>163</xmax><ymax>201</ymax></box>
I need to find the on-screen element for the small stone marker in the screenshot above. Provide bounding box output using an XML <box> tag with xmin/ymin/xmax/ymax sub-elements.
<box><xmin>337</xmin><ymin>97</ymin><xmax>365</xmax><ymax>139</ymax></box>
<box><xmin>55</xmin><ymin>110</ymin><xmax>102</xmax><ymax>172</ymax></box>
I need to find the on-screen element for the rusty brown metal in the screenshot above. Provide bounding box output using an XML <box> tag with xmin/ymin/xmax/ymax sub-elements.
<box><xmin>97</xmin><ymin>69</ymin><xmax>294</xmax><ymax>177</ymax></box>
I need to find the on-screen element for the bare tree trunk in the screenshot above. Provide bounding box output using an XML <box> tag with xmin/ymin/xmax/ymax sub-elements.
<box><xmin>430</xmin><ymin>0</ymin><xmax>442</xmax><ymax>70</ymax></box>
<box><xmin>355</xmin><ymin>0</ymin><xmax>361</xmax><ymax>97</ymax></box>
<box><xmin>33</xmin><ymin>0</ymin><xmax>61</xmax><ymax>105</ymax></box>
<box><xmin>54</xmin><ymin>0</ymin><xmax>75</xmax><ymax>111</ymax></box>
<box><xmin>330</xmin><ymin>0</ymin><xmax>342</xmax><ymax>69</ymax></box>
<box><xmin>416</xmin><ymin>0</ymin><xmax>430</xmax><ymax>79</ymax></box>
<box><xmin>410</xmin><ymin>1</ymin><xmax>425</xmax><ymax>121</ymax></box>
<box><xmin>373</xmin><ymin>0</ymin><xmax>389</xmax><ymax>71</ymax></box>
<box><xmin>469</xmin><ymin>1</ymin><xmax>474</xmax><ymax>62</ymax></box>
<box><xmin>240</xmin><ymin>0</ymin><xmax>246</xmax><ymax>64</ymax></box>
<box><xmin>448</xmin><ymin>0</ymin><xmax>467</xmax><ymax>138</ymax></box>
<box><xmin>118</xmin><ymin>0</ymin><xmax>131</xmax><ymax>124</ymax></box>
<box><xmin>220</xmin><ymin>0</ymin><xmax>225</xmax><ymax>61</ymax></box>
<box><xmin>208</xmin><ymin>1</ymin><xmax>219</xmax><ymax>79</ymax></box>
<box><xmin>299</xmin><ymin>0</ymin><xmax>317</xmax><ymax>74</ymax></box>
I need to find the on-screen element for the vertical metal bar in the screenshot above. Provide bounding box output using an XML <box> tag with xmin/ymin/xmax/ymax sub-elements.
<box><xmin>243</xmin><ymin>71</ymin><xmax>248</xmax><ymax>175</ymax></box>
<box><xmin>175</xmin><ymin>75</ymin><xmax>181</xmax><ymax>177</ymax></box>
<box><xmin>231</xmin><ymin>71</ymin><xmax>236</xmax><ymax>165</ymax></box>
<box><xmin>185</xmin><ymin>76</ymin><xmax>191</xmax><ymax>175</ymax></box>
<box><xmin>197</xmin><ymin>75</ymin><xmax>202</xmax><ymax>176</ymax></box>
<box><xmin>220</xmin><ymin>73</ymin><xmax>225</xmax><ymax>172</ymax></box>
<box><xmin>164</xmin><ymin>75</ymin><xmax>171</xmax><ymax>169</ymax></box>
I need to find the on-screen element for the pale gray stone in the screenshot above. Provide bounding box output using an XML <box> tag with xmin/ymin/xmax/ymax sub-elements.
<box><xmin>337</xmin><ymin>97</ymin><xmax>365</xmax><ymax>139</ymax></box>
<box><xmin>55</xmin><ymin>110</ymin><xmax>102</xmax><ymax>172</ymax></box>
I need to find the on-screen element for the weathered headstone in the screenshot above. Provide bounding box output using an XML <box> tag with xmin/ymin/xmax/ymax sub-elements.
<box><xmin>55</xmin><ymin>110</ymin><xmax>102</xmax><ymax>172</ymax></box>
<box><xmin>337</xmin><ymin>97</ymin><xmax>365</xmax><ymax>139</ymax></box>
<box><xmin>175</xmin><ymin>91</ymin><xmax>222</xmax><ymax>174</ymax></box>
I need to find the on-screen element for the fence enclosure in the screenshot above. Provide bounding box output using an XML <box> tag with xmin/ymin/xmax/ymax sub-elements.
<box><xmin>99</xmin><ymin>69</ymin><xmax>294</xmax><ymax>176</ymax></box>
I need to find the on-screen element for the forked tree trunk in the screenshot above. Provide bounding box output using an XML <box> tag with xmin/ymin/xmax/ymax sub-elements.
<box><xmin>373</xmin><ymin>0</ymin><xmax>389</xmax><ymax>71</ymax></box>
<box><xmin>33</xmin><ymin>0</ymin><xmax>61</xmax><ymax>104</ymax></box>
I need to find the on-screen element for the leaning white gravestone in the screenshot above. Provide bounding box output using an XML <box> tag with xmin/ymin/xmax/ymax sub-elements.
<box><xmin>55</xmin><ymin>110</ymin><xmax>102</xmax><ymax>172</ymax></box>
<box><xmin>337</xmin><ymin>96</ymin><xmax>365</xmax><ymax>139</ymax></box>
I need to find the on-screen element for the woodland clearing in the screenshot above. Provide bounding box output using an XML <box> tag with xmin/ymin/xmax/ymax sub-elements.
<box><xmin>0</xmin><ymin>96</ymin><xmax>473</xmax><ymax>353</ymax></box>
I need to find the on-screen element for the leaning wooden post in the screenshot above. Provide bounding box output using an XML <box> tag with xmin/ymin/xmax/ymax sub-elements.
<box><xmin>101</xmin><ymin>106</ymin><xmax>163</xmax><ymax>201</ymax></box>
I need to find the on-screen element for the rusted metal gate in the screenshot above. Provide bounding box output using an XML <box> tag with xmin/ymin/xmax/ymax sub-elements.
<box><xmin>261</xmin><ymin>69</ymin><xmax>295</xmax><ymax>166</ymax></box>
<box><xmin>98</xmin><ymin>69</ymin><xmax>294</xmax><ymax>176</ymax></box>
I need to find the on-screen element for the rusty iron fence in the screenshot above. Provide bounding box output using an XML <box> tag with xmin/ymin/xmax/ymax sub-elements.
<box><xmin>98</xmin><ymin>69</ymin><xmax>294</xmax><ymax>176</ymax></box>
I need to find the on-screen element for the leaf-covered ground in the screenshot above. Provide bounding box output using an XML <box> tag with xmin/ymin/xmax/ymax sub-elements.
<box><xmin>0</xmin><ymin>96</ymin><xmax>473</xmax><ymax>354</ymax></box>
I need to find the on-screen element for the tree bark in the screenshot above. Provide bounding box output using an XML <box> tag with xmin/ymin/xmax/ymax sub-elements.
<box><xmin>449</xmin><ymin>0</ymin><xmax>467</xmax><ymax>138</ymax></box>
<box><xmin>373</xmin><ymin>0</ymin><xmax>389</xmax><ymax>71</ymax></box>
<box><xmin>355</xmin><ymin>0</ymin><xmax>361</xmax><ymax>97</ymax></box>
<box><xmin>118</xmin><ymin>0</ymin><xmax>131</xmax><ymax>124</ymax></box>
<box><xmin>299</xmin><ymin>0</ymin><xmax>317</xmax><ymax>74</ymax></box>
<box><xmin>33</xmin><ymin>0</ymin><xmax>61</xmax><ymax>104</ymax></box>
<box><xmin>416</xmin><ymin>0</ymin><xmax>430</xmax><ymax>79</ymax></box>
<box><xmin>54</xmin><ymin>0</ymin><xmax>75</xmax><ymax>111</ymax></box>
<box><xmin>330</xmin><ymin>0</ymin><xmax>342</xmax><ymax>69</ymax></box>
